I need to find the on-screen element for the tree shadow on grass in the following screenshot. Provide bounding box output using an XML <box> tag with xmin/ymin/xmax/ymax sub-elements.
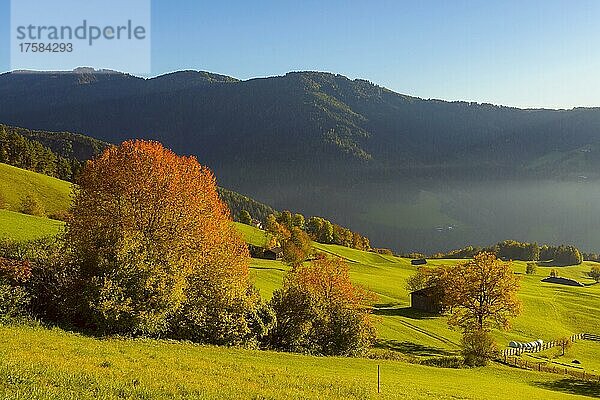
<box><xmin>533</xmin><ymin>379</ymin><xmax>600</xmax><ymax>398</ymax></box>
<box><xmin>372</xmin><ymin>306</ymin><xmax>439</xmax><ymax>320</ymax></box>
<box><xmin>249</xmin><ymin>265</ymin><xmax>287</xmax><ymax>272</ymax></box>
<box><xmin>375</xmin><ymin>339</ymin><xmax>454</xmax><ymax>357</ymax></box>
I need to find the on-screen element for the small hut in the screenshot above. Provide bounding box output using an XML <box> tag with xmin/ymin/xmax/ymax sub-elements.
<box><xmin>410</xmin><ymin>286</ymin><xmax>443</xmax><ymax>314</ymax></box>
<box><xmin>263</xmin><ymin>247</ymin><xmax>283</xmax><ymax>260</ymax></box>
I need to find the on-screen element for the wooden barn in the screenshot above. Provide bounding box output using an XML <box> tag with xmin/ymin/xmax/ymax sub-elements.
<box><xmin>248</xmin><ymin>244</ymin><xmax>283</xmax><ymax>260</ymax></box>
<box><xmin>410</xmin><ymin>286</ymin><xmax>443</xmax><ymax>314</ymax></box>
<box><xmin>263</xmin><ymin>247</ymin><xmax>283</xmax><ymax>260</ymax></box>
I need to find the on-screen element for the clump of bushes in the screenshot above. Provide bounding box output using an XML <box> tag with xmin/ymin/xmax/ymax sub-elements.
<box><xmin>461</xmin><ymin>330</ymin><xmax>498</xmax><ymax>367</ymax></box>
<box><xmin>526</xmin><ymin>262</ymin><xmax>537</xmax><ymax>275</ymax></box>
<box><xmin>0</xmin><ymin>257</ymin><xmax>32</xmax><ymax>321</ymax></box>
<box><xmin>268</xmin><ymin>255</ymin><xmax>376</xmax><ymax>356</ymax></box>
<box><xmin>19</xmin><ymin>193</ymin><xmax>45</xmax><ymax>217</ymax></box>
<box><xmin>0</xmin><ymin>141</ymin><xmax>378</xmax><ymax>357</ymax></box>
<box><xmin>589</xmin><ymin>266</ymin><xmax>600</xmax><ymax>283</ymax></box>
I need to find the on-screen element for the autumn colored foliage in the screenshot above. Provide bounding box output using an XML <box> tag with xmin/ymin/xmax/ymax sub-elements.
<box><xmin>269</xmin><ymin>255</ymin><xmax>376</xmax><ymax>355</ymax></box>
<box><xmin>65</xmin><ymin>140</ymin><xmax>257</xmax><ymax>340</ymax></box>
<box><xmin>406</xmin><ymin>252</ymin><xmax>521</xmax><ymax>364</ymax></box>
<box><xmin>0</xmin><ymin>257</ymin><xmax>32</xmax><ymax>319</ymax></box>
<box><xmin>444</xmin><ymin>252</ymin><xmax>522</xmax><ymax>332</ymax></box>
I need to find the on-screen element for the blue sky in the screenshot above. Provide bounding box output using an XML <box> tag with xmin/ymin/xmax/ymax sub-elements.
<box><xmin>1</xmin><ymin>0</ymin><xmax>599</xmax><ymax>109</ymax></box>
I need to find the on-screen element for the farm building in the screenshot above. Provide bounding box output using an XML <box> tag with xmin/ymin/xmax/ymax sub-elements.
<box><xmin>248</xmin><ymin>244</ymin><xmax>283</xmax><ymax>260</ymax></box>
<box><xmin>263</xmin><ymin>247</ymin><xmax>283</xmax><ymax>260</ymax></box>
<box><xmin>410</xmin><ymin>286</ymin><xmax>443</xmax><ymax>314</ymax></box>
<box><xmin>411</xmin><ymin>258</ymin><xmax>427</xmax><ymax>266</ymax></box>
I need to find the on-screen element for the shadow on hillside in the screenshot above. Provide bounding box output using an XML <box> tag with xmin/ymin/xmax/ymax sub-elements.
<box><xmin>373</xmin><ymin>306</ymin><xmax>438</xmax><ymax>320</ymax></box>
<box><xmin>533</xmin><ymin>379</ymin><xmax>600</xmax><ymax>398</ymax></box>
<box><xmin>375</xmin><ymin>339</ymin><xmax>453</xmax><ymax>357</ymax></box>
<box><xmin>249</xmin><ymin>265</ymin><xmax>287</xmax><ymax>272</ymax></box>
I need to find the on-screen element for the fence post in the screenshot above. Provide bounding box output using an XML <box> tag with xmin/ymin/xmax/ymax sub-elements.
<box><xmin>377</xmin><ymin>365</ymin><xmax>380</xmax><ymax>394</ymax></box>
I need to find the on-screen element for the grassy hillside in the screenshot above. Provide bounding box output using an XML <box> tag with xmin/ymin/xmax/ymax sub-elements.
<box><xmin>0</xmin><ymin>209</ymin><xmax>64</xmax><ymax>241</ymax></box>
<box><xmin>238</xmin><ymin>224</ymin><xmax>600</xmax><ymax>372</ymax></box>
<box><xmin>0</xmin><ymin>323</ymin><xmax>596</xmax><ymax>400</ymax></box>
<box><xmin>3</xmin><ymin>205</ymin><xmax>599</xmax><ymax>372</ymax></box>
<box><xmin>0</xmin><ymin>163</ymin><xmax>72</xmax><ymax>215</ymax></box>
<box><xmin>1</xmin><ymin>165</ymin><xmax>598</xmax><ymax>377</ymax></box>
<box><xmin>233</xmin><ymin>222</ymin><xmax>270</xmax><ymax>247</ymax></box>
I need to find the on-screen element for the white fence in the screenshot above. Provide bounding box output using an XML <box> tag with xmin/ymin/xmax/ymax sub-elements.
<box><xmin>499</xmin><ymin>333</ymin><xmax>598</xmax><ymax>357</ymax></box>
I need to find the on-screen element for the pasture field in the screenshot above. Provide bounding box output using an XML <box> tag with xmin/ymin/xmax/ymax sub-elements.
<box><xmin>0</xmin><ymin>163</ymin><xmax>72</xmax><ymax>215</ymax></box>
<box><xmin>1</xmin><ymin>164</ymin><xmax>600</xmax><ymax>397</ymax></box>
<box><xmin>0</xmin><ymin>323</ymin><xmax>597</xmax><ymax>400</ymax></box>
<box><xmin>0</xmin><ymin>209</ymin><xmax>64</xmax><ymax>241</ymax></box>
<box><xmin>233</xmin><ymin>221</ymin><xmax>269</xmax><ymax>247</ymax></box>
<box><xmin>245</xmin><ymin>222</ymin><xmax>600</xmax><ymax>362</ymax></box>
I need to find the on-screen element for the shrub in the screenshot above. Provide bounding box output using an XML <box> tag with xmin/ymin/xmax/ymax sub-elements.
<box><xmin>526</xmin><ymin>262</ymin><xmax>537</xmax><ymax>275</ymax></box>
<box><xmin>48</xmin><ymin>210</ymin><xmax>71</xmax><ymax>222</ymax></box>
<box><xmin>0</xmin><ymin>283</ymin><xmax>29</xmax><ymax>321</ymax></box>
<box><xmin>0</xmin><ymin>257</ymin><xmax>32</xmax><ymax>320</ymax></box>
<box><xmin>419</xmin><ymin>356</ymin><xmax>465</xmax><ymax>369</ymax></box>
<box><xmin>589</xmin><ymin>266</ymin><xmax>600</xmax><ymax>283</ymax></box>
<box><xmin>269</xmin><ymin>255</ymin><xmax>376</xmax><ymax>356</ymax></box>
<box><xmin>461</xmin><ymin>329</ymin><xmax>498</xmax><ymax>366</ymax></box>
<box><xmin>0</xmin><ymin>237</ymin><xmax>81</xmax><ymax>324</ymax></box>
<box><xmin>20</xmin><ymin>193</ymin><xmax>45</xmax><ymax>217</ymax></box>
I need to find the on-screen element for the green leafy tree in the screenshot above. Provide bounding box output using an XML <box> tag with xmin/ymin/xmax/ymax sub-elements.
<box><xmin>292</xmin><ymin>213</ymin><xmax>305</xmax><ymax>230</ymax></box>
<box><xmin>239</xmin><ymin>210</ymin><xmax>253</xmax><ymax>225</ymax></box>
<box><xmin>525</xmin><ymin>262</ymin><xmax>537</xmax><ymax>275</ymax></box>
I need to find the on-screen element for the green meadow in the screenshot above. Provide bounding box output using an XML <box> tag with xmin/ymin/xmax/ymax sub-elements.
<box><xmin>1</xmin><ymin>323</ymin><xmax>598</xmax><ymax>400</ymax></box>
<box><xmin>0</xmin><ymin>163</ymin><xmax>72</xmax><ymax>215</ymax></box>
<box><xmin>0</xmin><ymin>209</ymin><xmax>64</xmax><ymax>241</ymax></box>
<box><xmin>1</xmin><ymin>164</ymin><xmax>600</xmax><ymax>398</ymax></box>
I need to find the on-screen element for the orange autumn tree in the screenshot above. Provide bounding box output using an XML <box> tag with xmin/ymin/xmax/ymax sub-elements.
<box><xmin>66</xmin><ymin>140</ymin><xmax>260</xmax><ymax>342</ymax></box>
<box><xmin>269</xmin><ymin>255</ymin><xmax>376</xmax><ymax>355</ymax></box>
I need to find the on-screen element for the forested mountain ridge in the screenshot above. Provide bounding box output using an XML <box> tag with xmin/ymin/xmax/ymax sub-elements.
<box><xmin>3</xmin><ymin>69</ymin><xmax>600</xmax><ymax>252</ymax></box>
<box><xmin>2</xmin><ymin>69</ymin><xmax>600</xmax><ymax>180</ymax></box>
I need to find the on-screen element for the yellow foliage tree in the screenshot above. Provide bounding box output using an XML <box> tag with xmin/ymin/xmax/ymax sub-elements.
<box><xmin>443</xmin><ymin>252</ymin><xmax>522</xmax><ymax>332</ymax></box>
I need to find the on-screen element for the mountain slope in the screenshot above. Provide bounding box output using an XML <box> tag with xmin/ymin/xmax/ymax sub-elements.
<box><xmin>4</xmin><ymin>69</ymin><xmax>600</xmax><ymax>175</ymax></box>
<box><xmin>3</xmin><ymin>70</ymin><xmax>600</xmax><ymax>251</ymax></box>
